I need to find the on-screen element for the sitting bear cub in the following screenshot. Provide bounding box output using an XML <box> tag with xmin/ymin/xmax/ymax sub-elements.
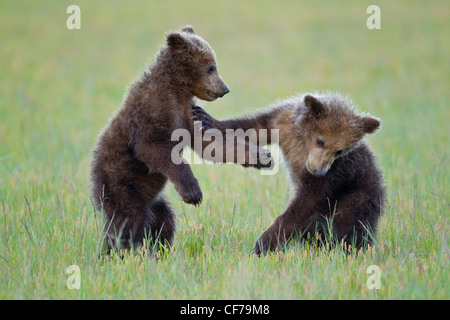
<box><xmin>192</xmin><ymin>92</ymin><xmax>386</xmax><ymax>254</ymax></box>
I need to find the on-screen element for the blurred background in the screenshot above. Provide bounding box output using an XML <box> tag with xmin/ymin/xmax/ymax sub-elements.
<box><xmin>0</xmin><ymin>1</ymin><xmax>448</xmax><ymax>185</ymax></box>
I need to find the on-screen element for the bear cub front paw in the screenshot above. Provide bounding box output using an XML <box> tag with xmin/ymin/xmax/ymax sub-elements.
<box><xmin>175</xmin><ymin>178</ymin><xmax>203</xmax><ymax>206</ymax></box>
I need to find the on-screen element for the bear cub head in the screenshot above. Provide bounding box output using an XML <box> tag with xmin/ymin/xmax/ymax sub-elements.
<box><xmin>166</xmin><ymin>25</ymin><xmax>230</xmax><ymax>101</ymax></box>
<box><xmin>297</xmin><ymin>93</ymin><xmax>381</xmax><ymax>177</ymax></box>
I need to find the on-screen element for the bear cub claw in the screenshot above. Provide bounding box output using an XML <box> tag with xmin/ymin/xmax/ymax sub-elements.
<box><xmin>191</xmin><ymin>105</ymin><xmax>274</xmax><ymax>170</ymax></box>
<box><xmin>176</xmin><ymin>181</ymin><xmax>203</xmax><ymax>206</ymax></box>
<box><xmin>191</xmin><ymin>106</ymin><xmax>223</xmax><ymax>133</ymax></box>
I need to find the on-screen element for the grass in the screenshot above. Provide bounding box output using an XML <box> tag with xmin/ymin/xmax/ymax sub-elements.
<box><xmin>0</xmin><ymin>0</ymin><xmax>448</xmax><ymax>299</ymax></box>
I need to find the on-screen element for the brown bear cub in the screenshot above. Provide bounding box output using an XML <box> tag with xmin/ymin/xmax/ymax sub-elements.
<box><xmin>192</xmin><ymin>92</ymin><xmax>386</xmax><ymax>254</ymax></box>
<box><xmin>90</xmin><ymin>26</ymin><xmax>269</xmax><ymax>254</ymax></box>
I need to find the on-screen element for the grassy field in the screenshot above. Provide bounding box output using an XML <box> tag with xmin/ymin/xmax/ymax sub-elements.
<box><xmin>0</xmin><ymin>0</ymin><xmax>448</xmax><ymax>299</ymax></box>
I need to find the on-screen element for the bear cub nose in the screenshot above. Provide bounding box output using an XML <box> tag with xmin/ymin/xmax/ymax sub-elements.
<box><xmin>314</xmin><ymin>168</ymin><xmax>328</xmax><ymax>177</ymax></box>
<box><xmin>221</xmin><ymin>84</ymin><xmax>230</xmax><ymax>97</ymax></box>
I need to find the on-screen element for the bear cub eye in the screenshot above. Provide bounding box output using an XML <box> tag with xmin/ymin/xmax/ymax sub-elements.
<box><xmin>316</xmin><ymin>138</ymin><xmax>325</xmax><ymax>148</ymax></box>
<box><xmin>335</xmin><ymin>150</ymin><xmax>343</xmax><ymax>156</ymax></box>
<box><xmin>207</xmin><ymin>65</ymin><xmax>215</xmax><ymax>74</ymax></box>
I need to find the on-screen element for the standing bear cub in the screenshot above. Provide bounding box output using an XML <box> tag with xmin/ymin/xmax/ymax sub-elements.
<box><xmin>91</xmin><ymin>26</ymin><xmax>270</xmax><ymax>253</ymax></box>
<box><xmin>192</xmin><ymin>92</ymin><xmax>386</xmax><ymax>254</ymax></box>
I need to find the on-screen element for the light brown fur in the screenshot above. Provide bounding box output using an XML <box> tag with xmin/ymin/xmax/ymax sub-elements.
<box><xmin>192</xmin><ymin>92</ymin><xmax>385</xmax><ymax>254</ymax></box>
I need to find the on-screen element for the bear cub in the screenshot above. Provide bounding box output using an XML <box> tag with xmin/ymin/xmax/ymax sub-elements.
<box><xmin>192</xmin><ymin>92</ymin><xmax>386</xmax><ymax>254</ymax></box>
<box><xmin>90</xmin><ymin>26</ymin><xmax>269</xmax><ymax>254</ymax></box>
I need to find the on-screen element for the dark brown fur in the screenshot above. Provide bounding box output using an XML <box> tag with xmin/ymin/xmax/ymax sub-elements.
<box><xmin>90</xmin><ymin>26</ymin><xmax>269</xmax><ymax>253</ymax></box>
<box><xmin>192</xmin><ymin>92</ymin><xmax>386</xmax><ymax>254</ymax></box>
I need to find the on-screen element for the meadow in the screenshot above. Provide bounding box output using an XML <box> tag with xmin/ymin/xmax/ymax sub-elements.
<box><xmin>0</xmin><ymin>0</ymin><xmax>448</xmax><ymax>299</ymax></box>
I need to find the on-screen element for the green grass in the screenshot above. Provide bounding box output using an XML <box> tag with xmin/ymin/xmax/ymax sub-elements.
<box><xmin>0</xmin><ymin>0</ymin><xmax>448</xmax><ymax>299</ymax></box>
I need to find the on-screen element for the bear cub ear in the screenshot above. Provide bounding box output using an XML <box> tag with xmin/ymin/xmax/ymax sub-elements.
<box><xmin>167</xmin><ymin>32</ymin><xmax>188</xmax><ymax>50</ymax></box>
<box><xmin>360</xmin><ymin>116</ymin><xmax>381</xmax><ymax>134</ymax></box>
<box><xmin>181</xmin><ymin>25</ymin><xmax>195</xmax><ymax>34</ymax></box>
<box><xmin>304</xmin><ymin>95</ymin><xmax>326</xmax><ymax>118</ymax></box>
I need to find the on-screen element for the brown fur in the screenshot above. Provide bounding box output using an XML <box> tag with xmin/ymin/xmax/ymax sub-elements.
<box><xmin>192</xmin><ymin>92</ymin><xmax>386</xmax><ymax>254</ymax></box>
<box><xmin>90</xmin><ymin>26</ymin><xmax>269</xmax><ymax>253</ymax></box>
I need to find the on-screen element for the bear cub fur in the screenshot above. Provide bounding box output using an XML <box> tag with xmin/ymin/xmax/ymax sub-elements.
<box><xmin>192</xmin><ymin>92</ymin><xmax>386</xmax><ymax>254</ymax></box>
<box><xmin>90</xmin><ymin>26</ymin><xmax>269</xmax><ymax>253</ymax></box>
